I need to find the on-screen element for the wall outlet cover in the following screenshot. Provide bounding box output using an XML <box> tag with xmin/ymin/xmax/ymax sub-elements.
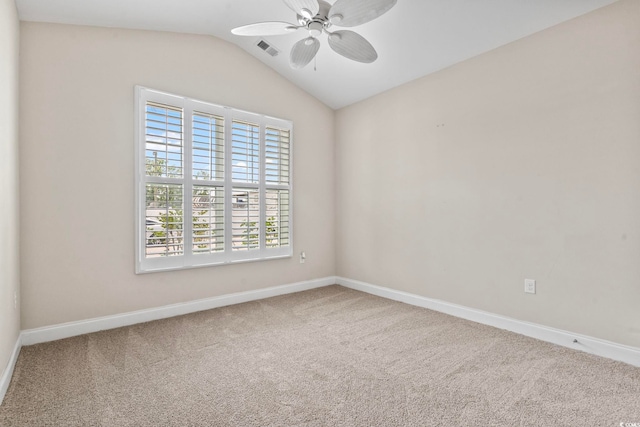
<box><xmin>524</xmin><ymin>279</ymin><xmax>536</xmax><ymax>294</ymax></box>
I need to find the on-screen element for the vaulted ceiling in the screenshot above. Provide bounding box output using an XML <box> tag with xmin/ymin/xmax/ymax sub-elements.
<box><xmin>16</xmin><ymin>0</ymin><xmax>619</xmax><ymax>109</ymax></box>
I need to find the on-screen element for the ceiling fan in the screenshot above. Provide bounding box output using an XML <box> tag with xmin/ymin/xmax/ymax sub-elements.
<box><xmin>231</xmin><ymin>0</ymin><xmax>397</xmax><ymax>69</ymax></box>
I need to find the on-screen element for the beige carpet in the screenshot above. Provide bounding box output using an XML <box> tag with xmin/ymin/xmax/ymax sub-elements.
<box><xmin>1</xmin><ymin>285</ymin><xmax>639</xmax><ymax>426</ymax></box>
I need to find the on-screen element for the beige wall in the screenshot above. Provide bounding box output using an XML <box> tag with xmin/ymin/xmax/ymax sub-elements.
<box><xmin>336</xmin><ymin>0</ymin><xmax>640</xmax><ymax>347</ymax></box>
<box><xmin>19</xmin><ymin>23</ymin><xmax>335</xmax><ymax>329</ymax></box>
<box><xmin>0</xmin><ymin>0</ymin><xmax>21</xmax><ymax>377</ymax></box>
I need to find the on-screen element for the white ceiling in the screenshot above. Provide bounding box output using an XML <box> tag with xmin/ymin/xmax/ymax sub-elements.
<box><xmin>16</xmin><ymin>0</ymin><xmax>619</xmax><ymax>109</ymax></box>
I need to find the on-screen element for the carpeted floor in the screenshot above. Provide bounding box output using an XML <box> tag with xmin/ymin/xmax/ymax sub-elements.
<box><xmin>1</xmin><ymin>285</ymin><xmax>639</xmax><ymax>426</ymax></box>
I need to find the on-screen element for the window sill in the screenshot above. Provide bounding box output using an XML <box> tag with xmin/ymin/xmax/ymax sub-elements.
<box><xmin>135</xmin><ymin>253</ymin><xmax>293</xmax><ymax>274</ymax></box>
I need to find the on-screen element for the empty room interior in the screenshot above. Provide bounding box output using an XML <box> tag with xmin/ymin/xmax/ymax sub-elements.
<box><xmin>1</xmin><ymin>0</ymin><xmax>640</xmax><ymax>425</ymax></box>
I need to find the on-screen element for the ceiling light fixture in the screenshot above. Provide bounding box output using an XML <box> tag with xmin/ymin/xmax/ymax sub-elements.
<box><xmin>231</xmin><ymin>0</ymin><xmax>397</xmax><ymax>69</ymax></box>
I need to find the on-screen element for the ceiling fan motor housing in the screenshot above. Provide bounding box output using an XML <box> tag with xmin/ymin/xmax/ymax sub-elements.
<box><xmin>308</xmin><ymin>21</ymin><xmax>323</xmax><ymax>37</ymax></box>
<box><xmin>298</xmin><ymin>0</ymin><xmax>332</xmax><ymax>36</ymax></box>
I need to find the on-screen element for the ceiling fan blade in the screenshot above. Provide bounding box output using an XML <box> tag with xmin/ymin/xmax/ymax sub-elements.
<box><xmin>290</xmin><ymin>37</ymin><xmax>320</xmax><ymax>69</ymax></box>
<box><xmin>282</xmin><ymin>0</ymin><xmax>320</xmax><ymax>19</ymax></box>
<box><xmin>231</xmin><ymin>21</ymin><xmax>300</xmax><ymax>36</ymax></box>
<box><xmin>327</xmin><ymin>30</ymin><xmax>377</xmax><ymax>63</ymax></box>
<box><xmin>328</xmin><ymin>0</ymin><xmax>397</xmax><ymax>27</ymax></box>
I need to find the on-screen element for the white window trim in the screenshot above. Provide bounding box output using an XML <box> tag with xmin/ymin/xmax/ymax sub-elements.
<box><xmin>135</xmin><ymin>86</ymin><xmax>293</xmax><ymax>274</ymax></box>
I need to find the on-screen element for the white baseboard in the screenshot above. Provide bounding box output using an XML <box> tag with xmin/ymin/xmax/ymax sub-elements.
<box><xmin>336</xmin><ymin>277</ymin><xmax>640</xmax><ymax>368</ymax></box>
<box><xmin>21</xmin><ymin>276</ymin><xmax>336</xmax><ymax>346</ymax></box>
<box><xmin>0</xmin><ymin>334</ymin><xmax>21</xmax><ymax>406</ymax></box>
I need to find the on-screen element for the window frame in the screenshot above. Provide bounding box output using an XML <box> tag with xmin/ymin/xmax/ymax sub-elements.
<box><xmin>135</xmin><ymin>86</ymin><xmax>293</xmax><ymax>274</ymax></box>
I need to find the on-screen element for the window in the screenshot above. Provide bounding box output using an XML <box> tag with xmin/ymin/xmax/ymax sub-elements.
<box><xmin>135</xmin><ymin>87</ymin><xmax>292</xmax><ymax>273</ymax></box>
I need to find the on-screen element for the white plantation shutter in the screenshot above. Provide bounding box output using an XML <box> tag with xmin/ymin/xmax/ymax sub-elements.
<box><xmin>265</xmin><ymin>189</ymin><xmax>290</xmax><ymax>248</ymax></box>
<box><xmin>143</xmin><ymin>100</ymin><xmax>185</xmax><ymax>262</ymax></box>
<box><xmin>231</xmin><ymin>188</ymin><xmax>260</xmax><ymax>251</ymax></box>
<box><xmin>145</xmin><ymin>183</ymin><xmax>184</xmax><ymax>257</ymax></box>
<box><xmin>265</xmin><ymin>126</ymin><xmax>290</xmax><ymax>185</ymax></box>
<box><xmin>264</xmin><ymin>125</ymin><xmax>291</xmax><ymax>250</ymax></box>
<box><xmin>145</xmin><ymin>102</ymin><xmax>183</xmax><ymax>179</ymax></box>
<box><xmin>231</xmin><ymin>120</ymin><xmax>260</xmax><ymax>183</ymax></box>
<box><xmin>192</xmin><ymin>112</ymin><xmax>224</xmax><ymax>181</ymax></box>
<box><xmin>136</xmin><ymin>87</ymin><xmax>293</xmax><ymax>273</ymax></box>
<box><xmin>193</xmin><ymin>186</ymin><xmax>224</xmax><ymax>254</ymax></box>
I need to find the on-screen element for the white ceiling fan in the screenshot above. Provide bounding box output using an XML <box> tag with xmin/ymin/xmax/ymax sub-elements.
<box><xmin>231</xmin><ymin>0</ymin><xmax>397</xmax><ymax>69</ymax></box>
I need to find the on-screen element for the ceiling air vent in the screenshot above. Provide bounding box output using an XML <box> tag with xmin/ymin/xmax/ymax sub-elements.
<box><xmin>256</xmin><ymin>39</ymin><xmax>280</xmax><ymax>57</ymax></box>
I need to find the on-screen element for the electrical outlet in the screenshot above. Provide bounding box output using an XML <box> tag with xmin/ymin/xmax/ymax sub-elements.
<box><xmin>300</xmin><ymin>251</ymin><xmax>306</xmax><ymax>264</ymax></box>
<box><xmin>524</xmin><ymin>279</ymin><xmax>536</xmax><ymax>294</ymax></box>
